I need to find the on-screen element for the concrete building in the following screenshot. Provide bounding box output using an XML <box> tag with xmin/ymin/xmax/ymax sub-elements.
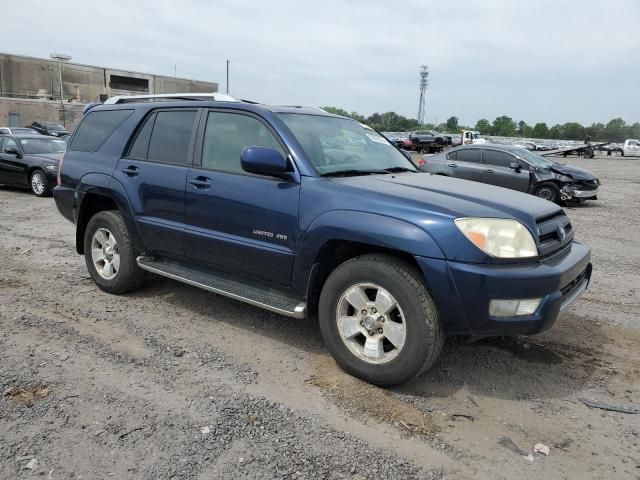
<box><xmin>0</xmin><ymin>52</ymin><xmax>218</xmax><ymax>130</ymax></box>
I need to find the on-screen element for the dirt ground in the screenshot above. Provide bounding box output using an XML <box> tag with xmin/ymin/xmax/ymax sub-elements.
<box><xmin>1</xmin><ymin>155</ymin><xmax>639</xmax><ymax>479</ymax></box>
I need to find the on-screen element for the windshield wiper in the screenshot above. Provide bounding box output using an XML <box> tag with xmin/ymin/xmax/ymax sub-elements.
<box><xmin>382</xmin><ymin>167</ymin><xmax>417</xmax><ymax>173</ymax></box>
<box><xmin>321</xmin><ymin>169</ymin><xmax>389</xmax><ymax>177</ymax></box>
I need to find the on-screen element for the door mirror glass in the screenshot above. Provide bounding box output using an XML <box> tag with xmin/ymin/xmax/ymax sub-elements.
<box><xmin>241</xmin><ymin>146</ymin><xmax>289</xmax><ymax>177</ymax></box>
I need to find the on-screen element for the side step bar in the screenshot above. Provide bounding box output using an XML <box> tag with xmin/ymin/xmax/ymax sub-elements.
<box><xmin>136</xmin><ymin>256</ymin><xmax>306</xmax><ymax>319</ymax></box>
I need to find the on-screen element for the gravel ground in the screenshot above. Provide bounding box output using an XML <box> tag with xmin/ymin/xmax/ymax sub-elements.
<box><xmin>1</xmin><ymin>155</ymin><xmax>639</xmax><ymax>479</ymax></box>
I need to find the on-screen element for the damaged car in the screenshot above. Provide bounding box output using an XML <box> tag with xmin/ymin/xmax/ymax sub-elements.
<box><xmin>419</xmin><ymin>144</ymin><xmax>600</xmax><ymax>204</ymax></box>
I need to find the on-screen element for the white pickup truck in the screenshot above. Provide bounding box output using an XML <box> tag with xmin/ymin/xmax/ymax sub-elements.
<box><xmin>461</xmin><ymin>130</ymin><xmax>487</xmax><ymax>145</ymax></box>
<box><xmin>622</xmin><ymin>139</ymin><xmax>640</xmax><ymax>156</ymax></box>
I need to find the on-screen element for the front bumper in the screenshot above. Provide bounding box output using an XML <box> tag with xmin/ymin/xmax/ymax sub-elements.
<box><xmin>561</xmin><ymin>185</ymin><xmax>599</xmax><ymax>201</ymax></box>
<box><xmin>44</xmin><ymin>170</ymin><xmax>58</xmax><ymax>190</ymax></box>
<box><xmin>416</xmin><ymin>241</ymin><xmax>592</xmax><ymax>336</ymax></box>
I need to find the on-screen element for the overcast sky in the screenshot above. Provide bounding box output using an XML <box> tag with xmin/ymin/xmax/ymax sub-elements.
<box><xmin>4</xmin><ymin>0</ymin><xmax>639</xmax><ymax>125</ymax></box>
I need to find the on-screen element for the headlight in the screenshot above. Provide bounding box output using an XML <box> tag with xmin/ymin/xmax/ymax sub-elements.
<box><xmin>44</xmin><ymin>164</ymin><xmax>57</xmax><ymax>173</ymax></box>
<box><xmin>454</xmin><ymin>218</ymin><xmax>537</xmax><ymax>258</ymax></box>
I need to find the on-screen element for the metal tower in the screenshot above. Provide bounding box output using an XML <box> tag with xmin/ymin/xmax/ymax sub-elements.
<box><xmin>417</xmin><ymin>65</ymin><xmax>429</xmax><ymax>125</ymax></box>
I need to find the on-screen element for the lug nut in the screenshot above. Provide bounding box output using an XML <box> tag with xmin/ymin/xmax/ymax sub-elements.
<box><xmin>360</xmin><ymin>320</ymin><xmax>364</xmax><ymax>326</ymax></box>
<box><xmin>371</xmin><ymin>307</ymin><xmax>377</xmax><ymax>314</ymax></box>
<box><xmin>379</xmin><ymin>316</ymin><xmax>385</xmax><ymax>322</ymax></box>
<box><xmin>377</xmin><ymin>328</ymin><xmax>383</xmax><ymax>334</ymax></box>
<box><xmin>361</xmin><ymin>310</ymin><xmax>367</xmax><ymax>315</ymax></box>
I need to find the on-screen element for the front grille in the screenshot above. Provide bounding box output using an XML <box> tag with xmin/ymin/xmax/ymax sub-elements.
<box><xmin>576</xmin><ymin>179</ymin><xmax>599</xmax><ymax>190</ymax></box>
<box><xmin>536</xmin><ymin>211</ymin><xmax>574</xmax><ymax>259</ymax></box>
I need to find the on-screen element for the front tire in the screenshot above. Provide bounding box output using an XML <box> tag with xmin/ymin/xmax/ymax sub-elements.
<box><xmin>30</xmin><ymin>169</ymin><xmax>51</xmax><ymax>197</ymax></box>
<box><xmin>318</xmin><ymin>254</ymin><xmax>444</xmax><ymax>386</ymax></box>
<box><xmin>84</xmin><ymin>211</ymin><xmax>145</xmax><ymax>294</ymax></box>
<box><xmin>533</xmin><ymin>182</ymin><xmax>560</xmax><ymax>203</ymax></box>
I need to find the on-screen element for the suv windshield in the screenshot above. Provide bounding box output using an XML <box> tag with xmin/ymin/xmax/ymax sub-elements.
<box><xmin>19</xmin><ymin>137</ymin><xmax>66</xmax><ymax>154</ymax></box>
<box><xmin>516</xmin><ymin>148</ymin><xmax>556</xmax><ymax>169</ymax></box>
<box><xmin>278</xmin><ymin>114</ymin><xmax>416</xmax><ymax>175</ymax></box>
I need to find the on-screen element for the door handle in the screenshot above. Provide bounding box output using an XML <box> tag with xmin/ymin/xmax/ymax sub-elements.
<box><xmin>121</xmin><ymin>166</ymin><xmax>139</xmax><ymax>176</ymax></box>
<box><xmin>447</xmin><ymin>163</ymin><xmax>457</xmax><ymax>167</ymax></box>
<box><xmin>189</xmin><ymin>177</ymin><xmax>212</xmax><ymax>189</ymax></box>
<box><xmin>483</xmin><ymin>169</ymin><xmax>494</xmax><ymax>173</ymax></box>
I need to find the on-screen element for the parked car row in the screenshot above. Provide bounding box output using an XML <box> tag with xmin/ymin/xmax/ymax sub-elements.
<box><xmin>0</xmin><ymin>134</ymin><xmax>66</xmax><ymax>196</ymax></box>
<box><xmin>1</xmin><ymin>122</ymin><xmax>71</xmax><ymax>138</ymax></box>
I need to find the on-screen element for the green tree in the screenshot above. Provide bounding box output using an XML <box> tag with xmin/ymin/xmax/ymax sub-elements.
<box><xmin>492</xmin><ymin>116</ymin><xmax>516</xmax><ymax>136</ymax></box>
<box><xmin>445</xmin><ymin>116</ymin><xmax>459</xmax><ymax>132</ymax></box>
<box><xmin>548</xmin><ymin>124</ymin><xmax>563</xmax><ymax>139</ymax></box>
<box><xmin>531</xmin><ymin>122</ymin><xmax>549</xmax><ymax>139</ymax></box>
<box><xmin>475</xmin><ymin>118</ymin><xmax>492</xmax><ymax>134</ymax></box>
<box><xmin>517</xmin><ymin>120</ymin><xmax>527</xmax><ymax>135</ymax></box>
<box><xmin>605</xmin><ymin>118</ymin><xmax>627</xmax><ymax>142</ymax></box>
<box><xmin>562</xmin><ymin>122</ymin><xmax>585</xmax><ymax>140</ymax></box>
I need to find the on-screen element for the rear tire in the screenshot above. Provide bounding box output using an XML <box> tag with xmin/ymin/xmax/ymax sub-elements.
<box><xmin>318</xmin><ymin>253</ymin><xmax>444</xmax><ymax>386</ymax></box>
<box><xmin>533</xmin><ymin>182</ymin><xmax>560</xmax><ymax>203</ymax></box>
<box><xmin>83</xmin><ymin>211</ymin><xmax>145</xmax><ymax>294</ymax></box>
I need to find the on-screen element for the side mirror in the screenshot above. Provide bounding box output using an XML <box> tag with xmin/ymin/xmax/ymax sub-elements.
<box><xmin>5</xmin><ymin>147</ymin><xmax>21</xmax><ymax>157</ymax></box>
<box><xmin>509</xmin><ymin>162</ymin><xmax>521</xmax><ymax>172</ymax></box>
<box><xmin>241</xmin><ymin>146</ymin><xmax>289</xmax><ymax>177</ymax></box>
<box><xmin>400</xmin><ymin>149</ymin><xmax>412</xmax><ymax>161</ymax></box>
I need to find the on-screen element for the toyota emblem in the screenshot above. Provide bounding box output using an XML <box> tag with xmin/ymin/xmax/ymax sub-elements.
<box><xmin>557</xmin><ymin>225</ymin><xmax>566</xmax><ymax>242</ymax></box>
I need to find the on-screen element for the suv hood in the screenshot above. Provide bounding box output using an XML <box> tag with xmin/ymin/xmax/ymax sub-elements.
<box><xmin>332</xmin><ymin>172</ymin><xmax>560</xmax><ymax>229</ymax></box>
<box><xmin>548</xmin><ymin>163</ymin><xmax>597</xmax><ymax>180</ymax></box>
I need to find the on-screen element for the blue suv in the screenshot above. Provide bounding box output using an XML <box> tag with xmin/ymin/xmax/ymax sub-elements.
<box><xmin>54</xmin><ymin>93</ymin><xmax>592</xmax><ymax>386</ymax></box>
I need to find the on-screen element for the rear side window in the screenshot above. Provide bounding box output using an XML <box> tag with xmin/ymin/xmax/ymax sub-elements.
<box><xmin>69</xmin><ymin>109</ymin><xmax>133</xmax><ymax>152</ymax></box>
<box><xmin>446</xmin><ymin>151</ymin><xmax>457</xmax><ymax>160</ymax></box>
<box><xmin>484</xmin><ymin>150</ymin><xmax>516</xmax><ymax>168</ymax></box>
<box><xmin>128</xmin><ymin>113</ymin><xmax>156</xmax><ymax>160</ymax></box>
<box><xmin>147</xmin><ymin>110</ymin><xmax>197</xmax><ymax>165</ymax></box>
<box><xmin>456</xmin><ymin>149</ymin><xmax>481</xmax><ymax>163</ymax></box>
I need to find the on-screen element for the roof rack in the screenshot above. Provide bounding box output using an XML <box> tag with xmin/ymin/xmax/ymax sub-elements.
<box><xmin>103</xmin><ymin>92</ymin><xmax>239</xmax><ymax>104</ymax></box>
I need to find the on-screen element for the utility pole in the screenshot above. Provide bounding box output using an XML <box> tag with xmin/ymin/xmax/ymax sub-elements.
<box><xmin>417</xmin><ymin>65</ymin><xmax>429</xmax><ymax>125</ymax></box>
<box><xmin>226</xmin><ymin>60</ymin><xmax>230</xmax><ymax>94</ymax></box>
<box><xmin>50</xmin><ymin>53</ymin><xmax>72</xmax><ymax>128</ymax></box>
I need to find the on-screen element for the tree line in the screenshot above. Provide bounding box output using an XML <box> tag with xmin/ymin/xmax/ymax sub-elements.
<box><xmin>322</xmin><ymin>107</ymin><xmax>640</xmax><ymax>143</ymax></box>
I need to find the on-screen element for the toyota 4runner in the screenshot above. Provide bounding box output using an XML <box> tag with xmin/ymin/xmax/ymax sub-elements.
<box><xmin>54</xmin><ymin>93</ymin><xmax>592</xmax><ymax>386</ymax></box>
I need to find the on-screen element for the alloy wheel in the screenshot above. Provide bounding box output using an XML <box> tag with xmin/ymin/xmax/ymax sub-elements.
<box><xmin>335</xmin><ymin>283</ymin><xmax>406</xmax><ymax>364</ymax></box>
<box><xmin>91</xmin><ymin>228</ymin><xmax>120</xmax><ymax>280</ymax></box>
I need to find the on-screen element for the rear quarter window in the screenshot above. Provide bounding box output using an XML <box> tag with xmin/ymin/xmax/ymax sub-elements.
<box><xmin>69</xmin><ymin>109</ymin><xmax>134</xmax><ymax>152</ymax></box>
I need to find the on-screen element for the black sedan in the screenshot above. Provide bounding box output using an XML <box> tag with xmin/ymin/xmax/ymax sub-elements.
<box><xmin>30</xmin><ymin>121</ymin><xmax>70</xmax><ymax>137</ymax></box>
<box><xmin>419</xmin><ymin>144</ymin><xmax>600</xmax><ymax>204</ymax></box>
<box><xmin>0</xmin><ymin>135</ymin><xmax>66</xmax><ymax>197</ymax></box>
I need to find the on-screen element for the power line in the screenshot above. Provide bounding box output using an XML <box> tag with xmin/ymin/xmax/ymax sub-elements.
<box><xmin>417</xmin><ymin>65</ymin><xmax>429</xmax><ymax>125</ymax></box>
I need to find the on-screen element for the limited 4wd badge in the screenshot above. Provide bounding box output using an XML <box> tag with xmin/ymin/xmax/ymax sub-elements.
<box><xmin>253</xmin><ymin>229</ymin><xmax>288</xmax><ymax>241</ymax></box>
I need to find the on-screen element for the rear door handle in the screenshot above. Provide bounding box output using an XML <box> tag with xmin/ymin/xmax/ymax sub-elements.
<box><xmin>121</xmin><ymin>166</ymin><xmax>139</xmax><ymax>176</ymax></box>
<box><xmin>189</xmin><ymin>177</ymin><xmax>212</xmax><ymax>189</ymax></box>
<box><xmin>447</xmin><ymin>163</ymin><xmax>457</xmax><ymax>167</ymax></box>
<box><xmin>483</xmin><ymin>169</ymin><xmax>494</xmax><ymax>173</ymax></box>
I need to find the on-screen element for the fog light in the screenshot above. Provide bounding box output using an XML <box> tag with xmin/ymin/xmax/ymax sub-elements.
<box><xmin>489</xmin><ymin>298</ymin><xmax>542</xmax><ymax>317</ymax></box>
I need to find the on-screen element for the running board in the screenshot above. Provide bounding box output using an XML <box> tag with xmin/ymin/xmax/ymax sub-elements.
<box><xmin>136</xmin><ymin>256</ymin><xmax>306</xmax><ymax>319</ymax></box>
